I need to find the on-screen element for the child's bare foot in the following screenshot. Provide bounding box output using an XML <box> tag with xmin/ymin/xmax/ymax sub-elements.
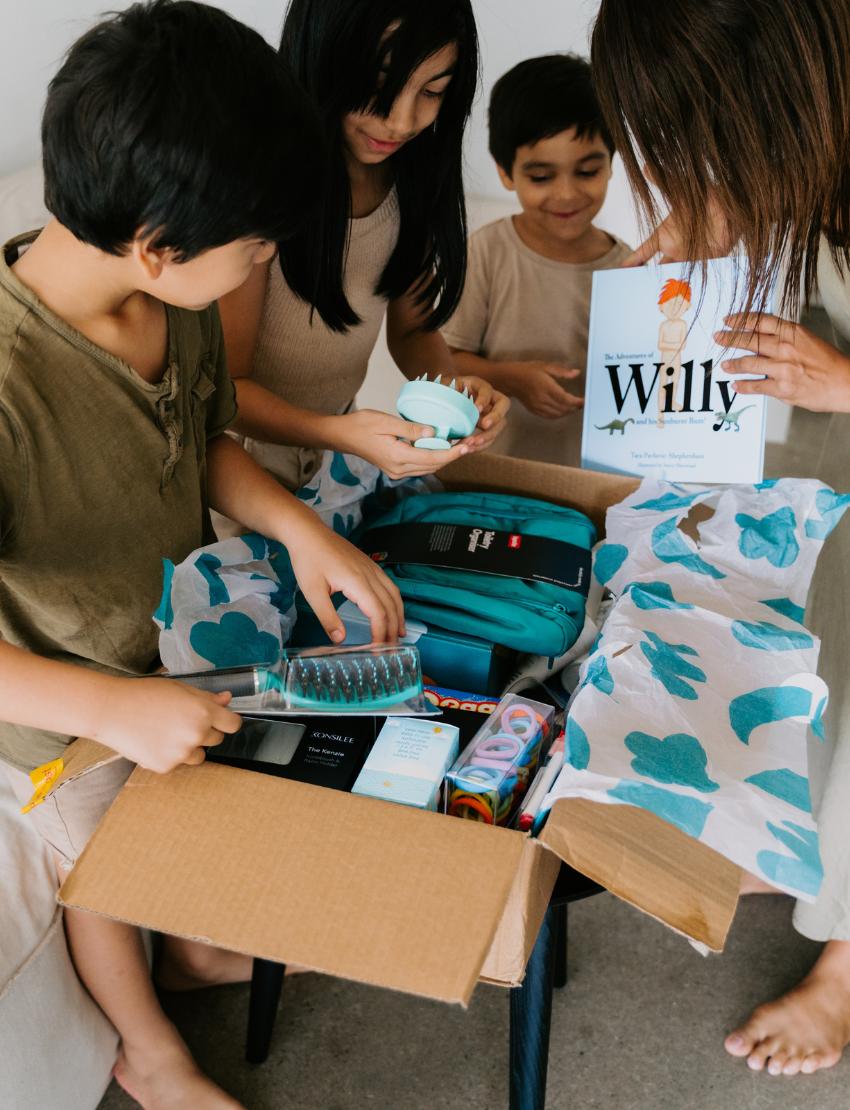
<box><xmin>114</xmin><ymin>1041</ymin><xmax>245</xmax><ymax>1109</ymax></box>
<box><xmin>155</xmin><ymin>936</ymin><xmax>312</xmax><ymax>991</ymax></box>
<box><xmin>155</xmin><ymin>937</ymin><xmax>254</xmax><ymax>992</ymax></box>
<box><xmin>724</xmin><ymin>940</ymin><xmax>850</xmax><ymax>1075</ymax></box>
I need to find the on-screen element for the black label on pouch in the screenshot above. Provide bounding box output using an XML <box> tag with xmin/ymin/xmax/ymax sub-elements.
<box><xmin>360</xmin><ymin>523</ymin><xmax>590</xmax><ymax>597</ymax></box>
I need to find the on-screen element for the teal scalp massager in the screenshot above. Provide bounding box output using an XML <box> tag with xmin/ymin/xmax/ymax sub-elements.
<box><xmin>397</xmin><ymin>375</ymin><xmax>480</xmax><ymax>450</ymax></box>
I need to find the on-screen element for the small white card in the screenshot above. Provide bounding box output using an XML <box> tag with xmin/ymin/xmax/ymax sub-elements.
<box><xmin>581</xmin><ymin>258</ymin><xmax>769</xmax><ymax>483</ymax></box>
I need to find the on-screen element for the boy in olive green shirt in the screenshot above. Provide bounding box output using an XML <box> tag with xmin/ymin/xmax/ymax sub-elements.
<box><xmin>0</xmin><ymin>5</ymin><xmax>403</xmax><ymax>1107</ymax></box>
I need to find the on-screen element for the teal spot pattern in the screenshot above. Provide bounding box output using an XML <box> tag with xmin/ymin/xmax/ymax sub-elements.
<box><xmin>625</xmin><ymin>731</ymin><xmax>719</xmax><ymax>793</ymax></box>
<box><xmin>755</xmin><ymin>479</ymin><xmax>779</xmax><ymax>489</ymax></box>
<box><xmin>566</xmin><ymin>717</ymin><xmax>590</xmax><ymax>770</ymax></box>
<box><xmin>194</xmin><ymin>553</ymin><xmax>229</xmax><ymax>607</ymax></box>
<box><xmin>640</xmin><ymin>631</ymin><xmax>706</xmax><ymax>700</ymax></box>
<box><xmin>329</xmin><ymin>453</ymin><xmax>362</xmax><ymax>487</ymax></box>
<box><xmin>651</xmin><ymin>517</ymin><xmax>726</xmax><ymax>578</ymax></box>
<box><xmin>583</xmin><ymin>654</ymin><xmax>614</xmax><ymax>695</ymax></box>
<box><xmin>761</xmin><ymin>597</ymin><xmax>806</xmax><ymax>625</ymax></box>
<box><xmin>624</xmin><ymin>581</ymin><xmax>695</xmax><ymax>610</ymax></box>
<box><xmin>332</xmin><ymin>511</ymin><xmax>356</xmax><ymax>537</ymax></box>
<box><xmin>735</xmin><ymin>507</ymin><xmax>799</xmax><ymax>568</ymax></box>
<box><xmin>812</xmin><ymin>695</ymin><xmax>827</xmax><ymax>741</ymax></box>
<box><xmin>804</xmin><ymin>490</ymin><xmax>850</xmax><ymax>540</ymax></box>
<box><xmin>242</xmin><ymin>533</ymin><xmax>267</xmax><ymax>561</ymax></box>
<box><xmin>607</xmin><ymin>780</ymin><xmax>713</xmax><ymax>838</ymax></box>
<box><xmin>728</xmin><ymin>686</ymin><xmax>812</xmax><ymax>745</ymax></box>
<box><xmin>744</xmin><ymin>769</ymin><xmax>811</xmax><ymax>813</ymax></box>
<box><xmin>297</xmin><ymin>484</ymin><xmax>321</xmax><ymax>504</ymax></box>
<box><xmin>154</xmin><ymin>559</ymin><xmax>175</xmax><ymax>630</ymax></box>
<box><xmin>730</xmin><ymin>620</ymin><xmax>813</xmax><ymax>652</ymax></box>
<box><xmin>756</xmin><ymin>821</ymin><xmax>823</xmax><ymax>897</ymax></box>
<box><xmin>594</xmin><ymin>543</ymin><xmax>628</xmax><ymax>585</ymax></box>
<box><xmin>633</xmin><ymin>492</ymin><xmax>702</xmax><ymax>512</ymax></box>
<box><xmin>190</xmin><ymin>611</ymin><xmax>279</xmax><ymax>668</ymax></box>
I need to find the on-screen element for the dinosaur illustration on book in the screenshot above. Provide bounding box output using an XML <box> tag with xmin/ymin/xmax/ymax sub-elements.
<box><xmin>595</xmin><ymin>417</ymin><xmax>635</xmax><ymax>435</ymax></box>
<box><xmin>713</xmin><ymin>405</ymin><xmax>755</xmax><ymax>432</ymax></box>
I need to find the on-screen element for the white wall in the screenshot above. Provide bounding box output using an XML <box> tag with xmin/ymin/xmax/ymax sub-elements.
<box><xmin>0</xmin><ymin>0</ymin><xmax>641</xmax><ymax>245</ymax></box>
<box><xmin>0</xmin><ymin>0</ymin><xmax>287</xmax><ymax>177</ymax></box>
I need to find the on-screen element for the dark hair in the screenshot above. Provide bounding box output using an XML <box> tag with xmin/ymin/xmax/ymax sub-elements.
<box><xmin>591</xmin><ymin>0</ymin><xmax>850</xmax><ymax>317</ymax></box>
<box><xmin>278</xmin><ymin>0</ymin><xmax>478</xmax><ymax>333</ymax></box>
<box><xmin>42</xmin><ymin>0</ymin><xmax>326</xmax><ymax>259</ymax></box>
<box><xmin>488</xmin><ymin>54</ymin><xmax>614</xmax><ymax>176</ymax></box>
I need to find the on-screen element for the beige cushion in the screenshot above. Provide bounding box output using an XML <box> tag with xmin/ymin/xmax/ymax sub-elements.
<box><xmin>0</xmin><ymin>771</ymin><xmax>118</xmax><ymax>1109</ymax></box>
<box><xmin>0</xmin><ymin>161</ymin><xmax>49</xmax><ymax>244</ymax></box>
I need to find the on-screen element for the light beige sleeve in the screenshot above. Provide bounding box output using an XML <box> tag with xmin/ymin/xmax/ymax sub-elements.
<box><xmin>440</xmin><ymin>229</ymin><xmax>491</xmax><ymax>354</ymax></box>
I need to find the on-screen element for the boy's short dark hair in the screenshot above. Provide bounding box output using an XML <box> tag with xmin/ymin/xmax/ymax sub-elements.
<box><xmin>488</xmin><ymin>54</ymin><xmax>615</xmax><ymax>175</ymax></box>
<box><xmin>42</xmin><ymin>0</ymin><xmax>326</xmax><ymax>259</ymax></box>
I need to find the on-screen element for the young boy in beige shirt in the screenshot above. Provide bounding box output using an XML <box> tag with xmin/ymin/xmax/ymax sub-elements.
<box><xmin>443</xmin><ymin>54</ymin><xmax>631</xmax><ymax>468</ymax></box>
<box><xmin>0</xmin><ymin>4</ymin><xmax>402</xmax><ymax>1107</ymax></box>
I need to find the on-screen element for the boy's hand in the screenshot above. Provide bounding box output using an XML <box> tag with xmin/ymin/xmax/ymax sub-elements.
<box><xmin>94</xmin><ymin>678</ymin><xmax>241</xmax><ymax>773</ymax></box>
<box><xmin>286</xmin><ymin>509</ymin><xmax>406</xmax><ymax>644</ymax></box>
<box><xmin>716</xmin><ymin>314</ymin><xmax>850</xmax><ymax>413</ymax></box>
<box><xmin>336</xmin><ymin>409</ymin><xmax>470</xmax><ymax>479</ymax></box>
<box><xmin>504</xmin><ymin>363</ymin><xmax>584</xmax><ymax>419</ymax></box>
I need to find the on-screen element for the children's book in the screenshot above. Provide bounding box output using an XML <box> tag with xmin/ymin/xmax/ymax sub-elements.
<box><xmin>580</xmin><ymin>258</ymin><xmax>769</xmax><ymax>482</ymax></box>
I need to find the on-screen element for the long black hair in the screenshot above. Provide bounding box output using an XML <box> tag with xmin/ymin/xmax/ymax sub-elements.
<box><xmin>279</xmin><ymin>0</ymin><xmax>478</xmax><ymax>332</ymax></box>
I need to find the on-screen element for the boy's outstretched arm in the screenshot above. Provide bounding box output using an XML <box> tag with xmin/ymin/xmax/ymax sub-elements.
<box><xmin>449</xmin><ymin>348</ymin><xmax>583</xmax><ymax>421</ymax></box>
<box><xmin>205</xmin><ymin>434</ymin><xmax>405</xmax><ymax>644</ymax></box>
<box><xmin>0</xmin><ymin>640</ymin><xmax>241</xmax><ymax>773</ymax></box>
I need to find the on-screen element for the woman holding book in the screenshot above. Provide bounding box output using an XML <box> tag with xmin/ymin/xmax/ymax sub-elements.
<box><xmin>218</xmin><ymin>0</ymin><xmax>508</xmax><ymax>493</ymax></box>
<box><xmin>592</xmin><ymin>0</ymin><xmax>850</xmax><ymax>1080</ymax></box>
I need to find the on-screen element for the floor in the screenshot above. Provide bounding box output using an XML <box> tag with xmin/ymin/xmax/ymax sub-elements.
<box><xmin>98</xmin><ymin>892</ymin><xmax>847</xmax><ymax>1110</ymax></box>
<box><xmin>99</xmin><ymin>315</ymin><xmax>845</xmax><ymax>1110</ymax></box>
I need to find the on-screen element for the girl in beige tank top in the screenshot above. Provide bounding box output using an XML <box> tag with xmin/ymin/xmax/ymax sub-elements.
<box><xmin>218</xmin><ymin>0</ymin><xmax>508</xmax><ymax>493</ymax></box>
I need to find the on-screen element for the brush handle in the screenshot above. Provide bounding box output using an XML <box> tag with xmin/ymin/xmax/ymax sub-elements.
<box><xmin>169</xmin><ymin>670</ymin><xmax>259</xmax><ymax>698</ymax></box>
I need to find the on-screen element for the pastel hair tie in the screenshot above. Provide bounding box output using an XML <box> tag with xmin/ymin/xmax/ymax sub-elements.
<box><xmin>501</xmin><ymin>704</ymin><xmax>541</xmax><ymax>741</ymax></box>
<box><xmin>476</xmin><ymin>734</ymin><xmax>523</xmax><ymax>760</ymax></box>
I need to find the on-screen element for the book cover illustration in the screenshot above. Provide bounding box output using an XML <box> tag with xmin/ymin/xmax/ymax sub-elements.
<box><xmin>580</xmin><ymin>259</ymin><xmax>768</xmax><ymax>482</ymax></box>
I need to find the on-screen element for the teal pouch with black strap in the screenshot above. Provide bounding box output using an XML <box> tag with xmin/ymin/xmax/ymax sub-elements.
<box><xmin>358</xmin><ymin>491</ymin><xmax>596</xmax><ymax>657</ymax></box>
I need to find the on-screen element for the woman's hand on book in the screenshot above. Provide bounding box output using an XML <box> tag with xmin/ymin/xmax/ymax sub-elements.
<box><xmin>716</xmin><ymin>314</ymin><xmax>850</xmax><ymax>413</ymax></box>
<box><xmin>621</xmin><ymin>201</ymin><xmax>732</xmax><ymax>267</ymax></box>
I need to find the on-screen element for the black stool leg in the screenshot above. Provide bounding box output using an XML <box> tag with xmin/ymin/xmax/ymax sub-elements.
<box><xmin>246</xmin><ymin>958</ymin><xmax>285</xmax><ymax>1064</ymax></box>
<box><xmin>509</xmin><ymin>904</ymin><xmax>556</xmax><ymax>1110</ymax></box>
<box><xmin>554</xmin><ymin>903</ymin><xmax>568</xmax><ymax>989</ymax></box>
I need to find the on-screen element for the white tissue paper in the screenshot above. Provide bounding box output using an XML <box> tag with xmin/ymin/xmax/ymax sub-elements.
<box><xmin>154</xmin><ymin>452</ymin><xmax>441</xmax><ymax>672</ymax></box>
<box><xmin>154</xmin><ymin>533</ymin><xmax>297</xmax><ymax>673</ymax></box>
<box><xmin>543</xmin><ymin>477</ymin><xmax>850</xmax><ymax>902</ymax></box>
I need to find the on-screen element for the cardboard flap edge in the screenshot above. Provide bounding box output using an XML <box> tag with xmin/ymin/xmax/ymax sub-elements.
<box><xmin>539</xmin><ymin>798</ymin><xmax>741</xmax><ymax>952</ymax></box>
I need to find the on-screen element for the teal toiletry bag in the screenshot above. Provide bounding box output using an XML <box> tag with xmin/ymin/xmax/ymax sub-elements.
<box><xmin>359</xmin><ymin>491</ymin><xmax>596</xmax><ymax>657</ymax></box>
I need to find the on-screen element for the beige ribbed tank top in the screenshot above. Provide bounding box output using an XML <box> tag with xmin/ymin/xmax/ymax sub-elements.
<box><xmin>240</xmin><ymin>186</ymin><xmax>401</xmax><ymax>491</ymax></box>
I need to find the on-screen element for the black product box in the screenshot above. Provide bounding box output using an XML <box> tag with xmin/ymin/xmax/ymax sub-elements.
<box><xmin>207</xmin><ymin>716</ymin><xmax>376</xmax><ymax>791</ymax></box>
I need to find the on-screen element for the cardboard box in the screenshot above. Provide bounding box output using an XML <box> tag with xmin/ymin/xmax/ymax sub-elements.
<box><xmin>54</xmin><ymin>456</ymin><xmax>742</xmax><ymax>1006</ymax></box>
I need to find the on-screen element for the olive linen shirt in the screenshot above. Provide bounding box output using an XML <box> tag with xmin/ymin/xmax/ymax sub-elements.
<box><xmin>0</xmin><ymin>231</ymin><xmax>237</xmax><ymax>772</ymax></box>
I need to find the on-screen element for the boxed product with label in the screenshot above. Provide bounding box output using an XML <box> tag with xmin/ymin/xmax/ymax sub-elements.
<box><xmin>351</xmin><ymin>717</ymin><xmax>459</xmax><ymax>810</ymax></box>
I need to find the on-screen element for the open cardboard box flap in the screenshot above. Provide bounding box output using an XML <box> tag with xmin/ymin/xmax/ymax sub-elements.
<box><xmin>55</xmin><ymin>455</ymin><xmax>742</xmax><ymax>1003</ymax></box>
<box><xmin>59</xmin><ymin>758</ymin><xmax>529</xmax><ymax>1005</ymax></box>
